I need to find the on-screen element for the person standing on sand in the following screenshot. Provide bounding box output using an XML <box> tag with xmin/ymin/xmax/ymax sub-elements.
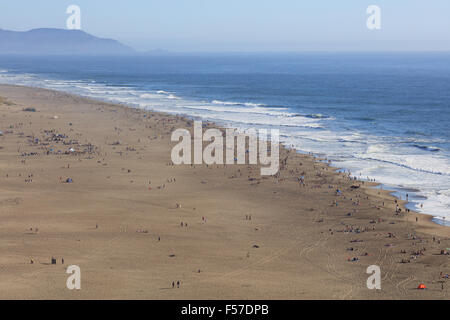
<box><xmin>172</xmin><ymin>281</ymin><xmax>175</xmax><ymax>289</ymax></box>
<box><xmin>177</xmin><ymin>281</ymin><xmax>180</xmax><ymax>288</ymax></box>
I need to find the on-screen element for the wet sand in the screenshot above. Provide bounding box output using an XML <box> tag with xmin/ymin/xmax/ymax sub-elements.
<box><xmin>0</xmin><ymin>84</ymin><xmax>449</xmax><ymax>299</ymax></box>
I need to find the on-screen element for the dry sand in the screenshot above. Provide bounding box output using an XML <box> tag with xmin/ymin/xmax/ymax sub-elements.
<box><xmin>0</xmin><ymin>84</ymin><xmax>449</xmax><ymax>299</ymax></box>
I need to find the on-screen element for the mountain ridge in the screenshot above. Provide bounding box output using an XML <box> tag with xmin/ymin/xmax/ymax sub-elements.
<box><xmin>0</xmin><ymin>28</ymin><xmax>135</xmax><ymax>55</ymax></box>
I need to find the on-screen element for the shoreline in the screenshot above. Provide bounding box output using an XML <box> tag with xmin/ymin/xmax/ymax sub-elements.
<box><xmin>0</xmin><ymin>83</ymin><xmax>443</xmax><ymax>239</ymax></box>
<box><xmin>0</xmin><ymin>83</ymin><xmax>443</xmax><ymax>240</ymax></box>
<box><xmin>1</xmin><ymin>84</ymin><xmax>450</xmax><ymax>299</ymax></box>
<box><xmin>0</xmin><ymin>54</ymin><xmax>448</xmax><ymax>222</ymax></box>
<box><xmin>0</xmin><ymin>82</ymin><xmax>436</xmax><ymax>223</ymax></box>
<box><xmin>0</xmin><ymin>72</ymin><xmax>444</xmax><ymax>220</ymax></box>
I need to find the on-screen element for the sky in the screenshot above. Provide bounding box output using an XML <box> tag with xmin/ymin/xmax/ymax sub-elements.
<box><xmin>1</xmin><ymin>0</ymin><xmax>450</xmax><ymax>52</ymax></box>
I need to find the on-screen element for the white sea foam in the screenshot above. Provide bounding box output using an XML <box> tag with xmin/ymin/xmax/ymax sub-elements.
<box><xmin>420</xmin><ymin>189</ymin><xmax>450</xmax><ymax>217</ymax></box>
<box><xmin>212</xmin><ymin>100</ymin><xmax>265</xmax><ymax>107</ymax></box>
<box><xmin>180</xmin><ymin>105</ymin><xmax>294</xmax><ymax>117</ymax></box>
<box><xmin>140</xmin><ymin>93</ymin><xmax>160</xmax><ymax>99</ymax></box>
<box><xmin>167</xmin><ymin>94</ymin><xmax>179</xmax><ymax>100</ymax></box>
<box><xmin>356</xmin><ymin>150</ymin><xmax>450</xmax><ymax>176</ymax></box>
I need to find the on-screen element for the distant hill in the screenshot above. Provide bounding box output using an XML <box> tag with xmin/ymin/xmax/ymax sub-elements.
<box><xmin>0</xmin><ymin>28</ymin><xmax>135</xmax><ymax>55</ymax></box>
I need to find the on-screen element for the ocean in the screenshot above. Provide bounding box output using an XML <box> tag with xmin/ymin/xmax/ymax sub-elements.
<box><xmin>0</xmin><ymin>53</ymin><xmax>449</xmax><ymax>222</ymax></box>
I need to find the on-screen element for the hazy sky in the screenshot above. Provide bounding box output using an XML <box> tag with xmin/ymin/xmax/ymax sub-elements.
<box><xmin>1</xmin><ymin>0</ymin><xmax>449</xmax><ymax>52</ymax></box>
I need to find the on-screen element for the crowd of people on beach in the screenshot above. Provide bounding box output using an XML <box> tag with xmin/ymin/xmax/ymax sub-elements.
<box><xmin>1</xmin><ymin>97</ymin><xmax>449</xmax><ymax>298</ymax></box>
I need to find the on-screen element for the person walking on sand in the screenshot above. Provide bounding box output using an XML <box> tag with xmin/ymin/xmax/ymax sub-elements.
<box><xmin>172</xmin><ymin>281</ymin><xmax>175</xmax><ymax>289</ymax></box>
<box><xmin>177</xmin><ymin>280</ymin><xmax>180</xmax><ymax>288</ymax></box>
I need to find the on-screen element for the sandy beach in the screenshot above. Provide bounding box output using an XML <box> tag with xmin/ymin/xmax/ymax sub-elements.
<box><xmin>0</xmin><ymin>84</ymin><xmax>449</xmax><ymax>299</ymax></box>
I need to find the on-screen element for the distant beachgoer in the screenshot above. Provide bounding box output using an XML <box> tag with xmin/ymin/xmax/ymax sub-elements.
<box><xmin>172</xmin><ymin>281</ymin><xmax>175</xmax><ymax>289</ymax></box>
<box><xmin>177</xmin><ymin>281</ymin><xmax>180</xmax><ymax>288</ymax></box>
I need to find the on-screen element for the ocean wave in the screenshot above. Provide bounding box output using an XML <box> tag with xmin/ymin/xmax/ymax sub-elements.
<box><xmin>347</xmin><ymin>116</ymin><xmax>376</xmax><ymax>122</ymax></box>
<box><xmin>166</xmin><ymin>110</ymin><xmax>323</xmax><ymax>128</ymax></box>
<box><xmin>140</xmin><ymin>93</ymin><xmax>160</xmax><ymax>99</ymax></box>
<box><xmin>304</xmin><ymin>113</ymin><xmax>329</xmax><ymax>119</ymax></box>
<box><xmin>355</xmin><ymin>152</ymin><xmax>450</xmax><ymax>176</ymax></box>
<box><xmin>412</xmin><ymin>144</ymin><xmax>440</xmax><ymax>152</ymax></box>
<box><xmin>179</xmin><ymin>104</ymin><xmax>296</xmax><ymax>117</ymax></box>
<box><xmin>421</xmin><ymin>189</ymin><xmax>450</xmax><ymax>217</ymax></box>
<box><xmin>404</xmin><ymin>130</ymin><xmax>429</xmax><ymax>137</ymax></box>
<box><xmin>365</xmin><ymin>144</ymin><xmax>390</xmax><ymax>154</ymax></box>
<box><xmin>212</xmin><ymin>100</ymin><xmax>265</xmax><ymax>108</ymax></box>
<box><xmin>140</xmin><ymin>91</ymin><xmax>179</xmax><ymax>100</ymax></box>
